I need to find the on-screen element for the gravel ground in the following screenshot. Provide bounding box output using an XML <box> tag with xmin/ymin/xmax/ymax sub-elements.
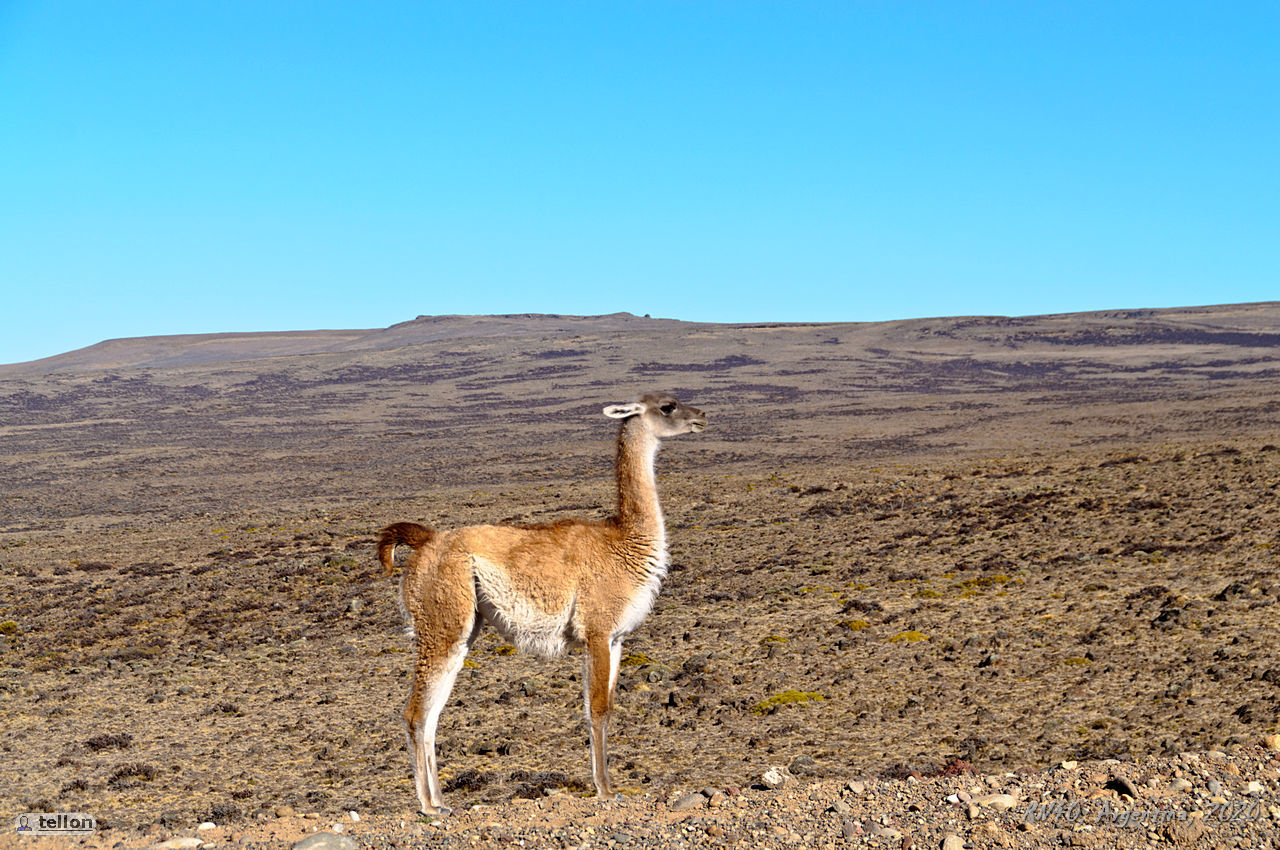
<box><xmin>19</xmin><ymin>741</ymin><xmax>1280</xmax><ymax>850</ymax></box>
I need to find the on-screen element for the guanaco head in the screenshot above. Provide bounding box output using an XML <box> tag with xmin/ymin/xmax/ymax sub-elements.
<box><xmin>603</xmin><ymin>392</ymin><xmax>707</xmax><ymax>437</ymax></box>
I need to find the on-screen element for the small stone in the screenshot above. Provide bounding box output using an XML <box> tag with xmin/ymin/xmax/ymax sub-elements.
<box><xmin>346</xmin><ymin>598</ymin><xmax>365</xmax><ymax>614</ymax></box>
<box><xmin>846</xmin><ymin>780</ymin><xmax>866</xmax><ymax>794</ymax></box>
<box><xmin>1244</xmin><ymin>780</ymin><xmax>1264</xmax><ymax>795</ymax></box>
<box><xmin>789</xmin><ymin>755</ymin><xmax>817</xmax><ymax>775</ymax></box>
<box><xmin>842</xmin><ymin>820</ymin><xmax>861</xmax><ymax>839</ymax></box>
<box><xmin>1170</xmin><ymin>778</ymin><xmax>1193</xmax><ymax>793</ymax></box>
<box><xmin>1060</xmin><ymin>761</ymin><xmax>1077</xmax><ymax>770</ymax></box>
<box><xmin>275</xmin><ymin>805</ymin><xmax>296</xmax><ymax>818</ymax></box>
<box><xmin>759</xmin><ymin>766</ymin><xmax>795</xmax><ymax>790</ymax></box>
<box><xmin>867</xmin><ymin>823</ymin><xmax>901</xmax><ymax>841</ymax></box>
<box><xmin>1206</xmin><ymin>779</ymin><xmax>1223</xmax><ymax>796</ymax></box>
<box><xmin>1263</xmin><ymin>733</ymin><xmax>1280</xmax><ymax>752</ymax></box>
<box><xmin>706</xmin><ymin>824</ymin><xmax>722</xmax><ymax>838</ymax></box>
<box><xmin>971</xmin><ymin>793</ymin><xmax>1017</xmax><ymax>812</ymax></box>
<box><xmin>829</xmin><ymin>798</ymin><xmax>851</xmax><ymax>815</ymax></box>
<box><xmin>151</xmin><ymin>840</ymin><xmax>203</xmax><ymax>850</ymax></box>
<box><xmin>291</xmin><ymin>834</ymin><xmax>357</xmax><ymax>850</ymax></box>
<box><xmin>707</xmin><ymin>791</ymin><xmax>726</xmax><ymax>808</ymax></box>
<box><xmin>1161</xmin><ymin>818</ymin><xmax>1208</xmax><ymax>846</ymax></box>
<box><xmin>682</xmin><ymin>654</ymin><xmax>708</xmax><ymax>673</ymax></box>
<box><xmin>1206</xmin><ymin>750</ymin><xmax>1227</xmax><ymax>760</ymax></box>
<box><xmin>347</xmin><ymin>811</ymin><xmax>359</xmax><ymax>822</ymax></box>
<box><xmin>1106</xmin><ymin>776</ymin><xmax>1140</xmax><ymax>798</ymax></box>
<box><xmin>670</xmin><ymin>792</ymin><xmax>706</xmax><ymax>811</ymax></box>
<box><xmin>941</xmin><ymin>834</ymin><xmax>965</xmax><ymax>850</ymax></box>
<box><xmin>1268</xmin><ymin>804</ymin><xmax>1280</xmax><ymax>821</ymax></box>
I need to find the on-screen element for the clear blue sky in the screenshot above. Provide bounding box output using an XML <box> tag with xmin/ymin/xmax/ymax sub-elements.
<box><xmin>2</xmin><ymin>2</ymin><xmax>1277</xmax><ymax>365</ymax></box>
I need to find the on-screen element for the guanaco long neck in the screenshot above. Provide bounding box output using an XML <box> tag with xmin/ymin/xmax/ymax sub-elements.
<box><xmin>614</xmin><ymin>418</ymin><xmax>664</xmax><ymax>539</ymax></box>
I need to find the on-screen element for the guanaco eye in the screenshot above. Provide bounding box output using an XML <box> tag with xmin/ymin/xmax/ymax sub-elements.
<box><xmin>659</xmin><ymin>402</ymin><xmax>677</xmax><ymax>415</ymax></box>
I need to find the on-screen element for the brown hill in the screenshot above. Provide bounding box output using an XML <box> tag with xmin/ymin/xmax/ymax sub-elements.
<box><xmin>0</xmin><ymin>303</ymin><xmax>1278</xmax><ymax>844</ymax></box>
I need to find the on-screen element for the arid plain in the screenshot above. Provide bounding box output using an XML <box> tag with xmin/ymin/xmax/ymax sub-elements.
<box><xmin>1</xmin><ymin>304</ymin><xmax>1278</xmax><ymax>843</ymax></box>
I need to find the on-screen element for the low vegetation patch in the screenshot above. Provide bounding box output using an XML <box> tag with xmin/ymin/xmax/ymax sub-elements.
<box><xmin>751</xmin><ymin>690</ymin><xmax>825</xmax><ymax>715</ymax></box>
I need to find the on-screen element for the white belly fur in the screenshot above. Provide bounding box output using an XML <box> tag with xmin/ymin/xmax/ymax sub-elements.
<box><xmin>472</xmin><ymin>556</ymin><xmax>574</xmax><ymax>659</ymax></box>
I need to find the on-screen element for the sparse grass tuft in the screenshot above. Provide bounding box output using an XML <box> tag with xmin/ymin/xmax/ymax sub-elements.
<box><xmin>751</xmin><ymin>690</ymin><xmax>825</xmax><ymax>715</ymax></box>
<box><xmin>889</xmin><ymin>630</ymin><xmax>929</xmax><ymax>643</ymax></box>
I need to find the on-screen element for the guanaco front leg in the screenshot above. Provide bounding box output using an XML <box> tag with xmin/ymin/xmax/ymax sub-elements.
<box><xmin>583</xmin><ymin>634</ymin><xmax>623</xmax><ymax>797</ymax></box>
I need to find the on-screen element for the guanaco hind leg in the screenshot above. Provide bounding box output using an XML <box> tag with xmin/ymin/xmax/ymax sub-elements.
<box><xmin>403</xmin><ymin>610</ymin><xmax>480</xmax><ymax>815</ymax></box>
<box><xmin>583</xmin><ymin>635</ymin><xmax>623</xmax><ymax>797</ymax></box>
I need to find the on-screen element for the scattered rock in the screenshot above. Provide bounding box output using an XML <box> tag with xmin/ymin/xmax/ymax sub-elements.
<box><xmin>669</xmin><ymin>792</ymin><xmax>706</xmax><ymax>811</ymax></box>
<box><xmin>275</xmin><ymin>805</ymin><xmax>296</xmax><ymax>818</ymax></box>
<box><xmin>941</xmin><ymin>834</ymin><xmax>965</xmax><ymax>850</ymax></box>
<box><xmin>758</xmin><ymin>765</ymin><xmax>795</xmax><ymax>790</ymax></box>
<box><xmin>196</xmin><ymin>822</ymin><xmax>216</xmax><ymax>831</ymax></box>
<box><xmin>829</xmin><ymin>798</ymin><xmax>851</xmax><ymax>815</ymax></box>
<box><xmin>867</xmin><ymin>823</ymin><xmax>902</xmax><ymax>841</ymax></box>
<box><xmin>291</xmin><ymin>833</ymin><xmax>357</xmax><ymax>850</ymax></box>
<box><xmin>345</xmin><ymin>598</ymin><xmax>365</xmax><ymax>614</ymax></box>
<box><xmin>1105</xmin><ymin>776</ymin><xmax>1139</xmax><ymax>798</ymax></box>
<box><xmin>1244</xmin><ymin>780</ymin><xmax>1264</xmax><ymax>795</ymax></box>
<box><xmin>1169</xmin><ymin>778</ymin><xmax>1192</xmax><ymax>792</ymax></box>
<box><xmin>1161</xmin><ymin>818</ymin><xmax>1208</xmax><ymax>846</ymax></box>
<box><xmin>149</xmin><ymin>840</ymin><xmax>203</xmax><ymax>850</ymax></box>
<box><xmin>1263</xmin><ymin>733</ymin><xmax>1280</xmax><ymax>752</ymax></box>
<box><xmin>846</xmin><ymin>780</ymin><xmax>866</xmax><ymax>794</ymax></box>
<box><xmin>682</xmin><ymin>654</ymin><xmax>709</xmax><ymax>674</ymax></box>
<box><xmin>970</xmin><ymin>793</ymin><xmax>1016</xmax><ymax>812</ymax></box>
<box><xmin>788</xmin><ymin>754</ymin><xmax>817</xmax><ymax>775</ymax></box>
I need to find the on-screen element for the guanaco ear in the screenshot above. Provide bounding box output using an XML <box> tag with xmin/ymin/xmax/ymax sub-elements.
<box><xmin>603</xmin><ymin>402</ymin><xmax>644</xmax><ymax>419</ymax></box>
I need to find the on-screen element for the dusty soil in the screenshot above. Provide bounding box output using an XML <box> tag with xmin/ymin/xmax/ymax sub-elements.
<box><xmin>1</xmin><ymin>305</ymin><xmax>1279</xmax><ymax>848</ymax></box>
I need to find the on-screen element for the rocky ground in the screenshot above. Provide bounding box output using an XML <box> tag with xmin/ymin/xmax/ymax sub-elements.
<box><xmin>2</xmin><ymin>307</ymin><xmax>1280</xmax><ymax>849</ymax></box>
<box><xmin>12</xmin><ymin>743</ymin><xmax>1280</xmax><ymax>849</ymax></box>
